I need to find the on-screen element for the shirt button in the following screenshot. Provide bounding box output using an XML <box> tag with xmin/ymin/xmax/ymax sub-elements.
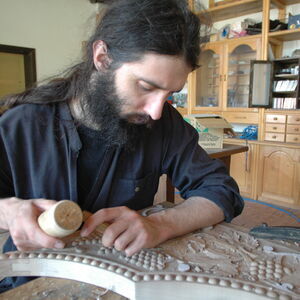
<box><xmin>135</xmin><ymin>186</ymin><xmax>140</xmax><ymax>192</ymax></box>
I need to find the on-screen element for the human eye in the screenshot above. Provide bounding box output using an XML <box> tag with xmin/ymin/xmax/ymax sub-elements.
<box><xmin>138</xmin><ymin>82</ymin><xmax>154</xmax><ymax>92</ymax></box>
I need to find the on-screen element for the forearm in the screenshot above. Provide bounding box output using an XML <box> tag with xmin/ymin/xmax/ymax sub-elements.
<box><xmin>81</xmin><ymin>197</ymin><xmax>225</xmax><ymax>256</ymax></box>
<box><xmin>147</xmin><ymin>197</ymin><xmax>225</xmax><ymax>243</ymax></box>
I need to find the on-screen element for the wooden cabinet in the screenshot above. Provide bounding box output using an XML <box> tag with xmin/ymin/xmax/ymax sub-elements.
<box><xmin>223</xmin><ymin>111</ymin><xmax>259</xmax><ymax>124</ymax></box>
<box><xmin>225</xmin><ymin>38</ymin><xmax>261</xmax><ymax>110</ymax></box>
<box><xmin>259</xmin><ymin>112</ymin><xmax>300</xmax><ymax>206</ymax></box>
<box><xmin>190</xmin><ymin>36</ymin><xmax>261</xmax><ymax>112</ymax></box>
<box><xmin>271</xmin><ymin>58</ymin><xmax>300</xmax><ymax>109</ymax></box>
<box><xmin>264</xmin><ymin>112</ymin><xmax>300</xmax><ymax>144</ymax></box>
<box><xmin>257</xmin><ymin>144</ymin><xmax>300</xmax><ymax>207</ymax></box>
<box><xmin>286</xmin><ymin>114</ymin><xmax>300</xmax><ymax>144</ymax></box>
<box><xmin>264</xmin><ymin>113</ymin><xmax>286</xmax><ymax>142</ymax></box>
<box><xmin>186</xmin><ymin>0</ymin><xmax>300</xmax><ymax>208</ymax></box>
<box><xmin>250</xmin><ymin>57</ymin><xmax>300</xmax><ymax>109</ymax></box>
<box><xmin>190</xmin><ymin>42</ymin><xmax>223</xmax><ymax>110</ymax></box>
<box><xmin>227</xmin><ymin>140</ymin><xmax>258</xmax><ymax>199</ymax></box>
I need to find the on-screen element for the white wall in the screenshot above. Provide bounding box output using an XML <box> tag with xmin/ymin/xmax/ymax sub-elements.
<box><xmin>0</xmin><ymin>0</ymin><xmax>98</xmax><ymax>81</ymax></box>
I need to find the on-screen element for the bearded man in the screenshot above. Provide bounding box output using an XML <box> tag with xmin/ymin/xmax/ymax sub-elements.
<box><xmin>0</xmin><ymin>0</ymin><xmax>243</xmax><ymax>292</ymax></box>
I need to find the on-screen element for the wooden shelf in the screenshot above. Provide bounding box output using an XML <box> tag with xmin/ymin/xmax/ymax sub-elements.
<box><xmin>275</xmin><ymin>74</ymin><xmax>299</xmax><ymax>78</ymax></box>
<box><xmin>268</xmin><ymin>28</ymin><xmax>300</xmax><ymax>41</ymax></box>
<box><xmin>197</xmin><ymin>0</ymin><xmax>299</xmax><ymax>22</ymax></box>
<box><xmin>198</xmin><ymin>0</ymin><xmax>264</xmax><ymax>22</ymax></box>
<box><xmin>273</xmin><ymin>91</ymin><xmax>297</xmax><ymax>94</ymax></box>
<box><xmin>273</xmin><ymin>0</ymin><xmax>300</xmax><ymax>5</ymax></box>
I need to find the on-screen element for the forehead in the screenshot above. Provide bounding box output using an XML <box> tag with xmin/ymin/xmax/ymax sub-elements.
<box><xmin>115</xmin><ymin>53</ymin><xmax>191</xmax><ymax>91</ymax></box>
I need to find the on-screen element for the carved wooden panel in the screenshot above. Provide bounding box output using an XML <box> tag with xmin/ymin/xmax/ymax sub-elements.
<box><xmin>0</xmin><ymin>222</ymin><xmax>299</xmax><ymax>299</ymax></box>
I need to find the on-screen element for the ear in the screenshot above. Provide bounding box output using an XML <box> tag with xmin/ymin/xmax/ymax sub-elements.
<box><xmin>92</xmin><ymin>40</ymin><xmax>112</xmax><ymax>71</ymax></box>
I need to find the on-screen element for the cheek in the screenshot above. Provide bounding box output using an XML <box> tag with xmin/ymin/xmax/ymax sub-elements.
<box><xmin>118</xmin><ymin>87</ymin><xmax>147</xmax><ymax>111</ymax></box>
<box><xmin>115</xmin><ymin>74</ymin><xmax>148</xmax><ymax>111</ymax></box>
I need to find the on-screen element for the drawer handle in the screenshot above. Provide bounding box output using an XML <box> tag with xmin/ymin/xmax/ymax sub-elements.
<box><xmin>273</xmin><ymin>117</ymin><xmax>278</xmax><ymax>121</ymax></box>
<box><xmin>294</xmin><ymin>138</ymin><xmax>299</xmax><ymax>141</ymax></box>
<box><xmin>296</xmin><ymin>118</ymin><xmax>300</xmax><ymax>122</ymax></box>
<box><xmin>295</xmin><ymin>128</ymin><xmax>299</xmax><ymax>132</ymax></box>
<box><xmin>272</xmin><ymin>127</ymin><xmax>277</xmax><ymax>130</ymax></box>
<box><xmin>272</xmin><ymin>135</ymin><xmax>277</xmax><ymax>139</ymax></box>
<box><xmin>234</xmin><ymin>116</ymin><xmax>246</xmax><ymax>119</ymax></box>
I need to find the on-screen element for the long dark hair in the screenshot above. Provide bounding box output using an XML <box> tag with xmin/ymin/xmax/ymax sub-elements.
<box><xmin>1</xmin><ymin>0</ymin><xmax>201</xmax><ymax>110</ymax></box>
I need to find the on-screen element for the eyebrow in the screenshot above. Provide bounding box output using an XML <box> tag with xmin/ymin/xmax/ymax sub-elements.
<box><xmin>139</xmin><ymin>77</ymin><xmax>183</xmax><ymax>93</ymax></box>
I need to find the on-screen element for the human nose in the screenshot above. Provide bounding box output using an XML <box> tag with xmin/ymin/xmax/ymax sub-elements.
<box><xmin>143</xmin><ymin>95</ymin><xmax>166</xmax><ymax>120</ymax></box>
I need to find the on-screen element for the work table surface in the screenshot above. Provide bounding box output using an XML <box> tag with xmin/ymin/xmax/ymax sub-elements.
<box><xmin>0</xmin><ymin>200</ymin><xmax>299</xmax><ymax>300</ymax></box>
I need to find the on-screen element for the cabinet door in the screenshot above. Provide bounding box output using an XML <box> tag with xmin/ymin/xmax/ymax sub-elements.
<box><xmin>230</xmin><ymin>143</ymin><xmax>257</xmax><ymax>199</ymax></box>
<box><xmin>225</xmin><ymin>39</ymin><xmax>259</xmax><ymax>109</ymax></box>
<box><xmin>192</xmin><ymin>43</ymin><xmax>224</xmax><ymax>110</ymax></box>
<box><xmin>257</xmin><ymin>145</ymin><xmax>300</xmax><ymax>206</ymax></box>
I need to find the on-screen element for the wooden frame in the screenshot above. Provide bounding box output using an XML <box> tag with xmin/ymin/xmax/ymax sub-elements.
<box><xmin>0</xmin><ymin>44</ymin><xmax>37</xmax><ymax>90</ymax></box>
<box><xmin>249</xmin><ymin>60</ymin><xmax>273</xmax><ymax>108</ymax></box>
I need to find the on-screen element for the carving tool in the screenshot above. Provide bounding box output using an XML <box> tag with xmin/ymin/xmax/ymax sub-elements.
<box><xmin>249</xmin><ymin>223</ymin><xmax>300</xmax><ymax>242</ymax></box>
<box><xmin>38</xmin><ymin>200</ymin><xmax>83</xmax><ymax>237</ymax></box>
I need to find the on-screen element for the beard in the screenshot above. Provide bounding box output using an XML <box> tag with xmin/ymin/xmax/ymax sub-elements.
<box><xmin>79</xmin><ymin>70</ymin><xmax>154</xmax><ymax>151</ymax></box>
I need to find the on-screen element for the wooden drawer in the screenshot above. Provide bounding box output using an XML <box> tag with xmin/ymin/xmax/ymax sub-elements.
<box><xmin>265</xmin><ymin>123</ymin><xmax>286</xmax><ymax>133</ymax></box>
<box><xmin>265</xmin><ymin>114</ymin><xmax>286</xmax><ymax>123</ymax></box>
<box><xmin>287</xmin><ymin>115</ymin><xmax>300</xmax><ymax>125</ymax></box>
<box><xmin>286</xmin><ymin>124</ymin><xmax>300</xmax><ymax>134</ymax></box>
<box><xmin>264</xmin><ymin>132</ymin><xmax>285</xmax><ymax>142</ymax></box>
<box><xmin>286</xmin><ymin>134</ymin><xmax>300</xmax><ymax>144</ymax></box>
<box><xmin>223</xmin><ymin>112</ymin><xmax>259</xmax><ymax>124</ymax></box>
<box><xmin>191</xmin><ymin>110</ymin><xmax>222</xmax><ymax>115</ymax></box>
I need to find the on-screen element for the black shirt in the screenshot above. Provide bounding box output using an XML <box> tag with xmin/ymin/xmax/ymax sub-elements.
<box><xmin>0</xmin><ymin>102</ymin><xmax>243</xmax><ymax>291</ymax></box>
<box><xmin>0</xmin><ymin>102</ymin><xmax>243</xmax><ymax>218</ymax></box>
<box><xmin>76</xmin><ymin>124</ymin><xmax>107</xmax><ymax>206</ymax></box>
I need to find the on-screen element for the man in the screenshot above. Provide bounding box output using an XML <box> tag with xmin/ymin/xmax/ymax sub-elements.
<box><xmin>0</xmin><ymin>0</ymin><xmax>243</xmax><ymax>291</ymax></box>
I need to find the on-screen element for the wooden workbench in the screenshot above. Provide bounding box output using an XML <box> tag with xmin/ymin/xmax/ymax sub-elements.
<box><xmin>0</xmin><ymin>199</ymin><xmax>299</xmax><ymax>300</ymax></box>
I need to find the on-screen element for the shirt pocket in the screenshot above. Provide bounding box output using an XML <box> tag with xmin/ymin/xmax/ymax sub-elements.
<box><xmin>109</xmin><ymin>172</ymin><xmax>158</xmax><ymax>210</ymax></box>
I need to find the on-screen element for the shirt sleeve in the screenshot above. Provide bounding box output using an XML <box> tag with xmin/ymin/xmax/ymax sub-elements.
<box><xmin>161</xmin><ymin>107</ymin><xmax>244</xmax><ymax>222</ymax></box>
<box><xmin>0</xmin><ymin>125</ymin><xmax>14</xmax><ymax>198</ymax></box>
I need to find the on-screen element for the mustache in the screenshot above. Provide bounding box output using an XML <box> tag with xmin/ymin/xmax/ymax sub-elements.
<box><xmin>122</xmin><ymin>113</ymin><xmax>155</xmax><ymax>127</ymax></box>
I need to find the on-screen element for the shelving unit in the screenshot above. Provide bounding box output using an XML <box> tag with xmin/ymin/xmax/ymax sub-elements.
<box><xmin>268</xmin><ymin>28</ymin><xmax>300</xmax><ymax>41</ymax></box>
<box><xmin>187</xmin><ymin>0</ymin><xmax>300</xmax><ymax>207</ymax></box>
<box><xmin>197</xmin><ymin>0</ymin><xmax>299</xmax><ymax>22</ymax></box>
<box><xmin>197</xmin><ymin>0</ymin><xmax>265</xmax><ymax>22</ymax></box>
<box><xmin>272</xmin><ymin>57</ymin><xmax>300</xmax><ymax>109</ymax></box>
<box><xmin>250</xmin><ymin>57</ymin><xmax>300</xmax><ymax>109</ymax></box>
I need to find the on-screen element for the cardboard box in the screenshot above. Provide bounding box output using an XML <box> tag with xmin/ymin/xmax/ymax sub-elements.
<box><xmin>184</xmin><ymin>114</ymin><xmax>233</xmax><ymax>148</ymax></box>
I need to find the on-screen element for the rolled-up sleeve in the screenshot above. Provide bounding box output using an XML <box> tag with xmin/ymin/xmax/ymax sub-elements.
<box><xmin>0</xmin><ymin>125</ymin><xmax>14</xmax><ymax>198</ymax></box>
<box><xmin>162</xmin><ymin>108</ymin><xmax>244</xmax><ymax>222</ymax></box>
